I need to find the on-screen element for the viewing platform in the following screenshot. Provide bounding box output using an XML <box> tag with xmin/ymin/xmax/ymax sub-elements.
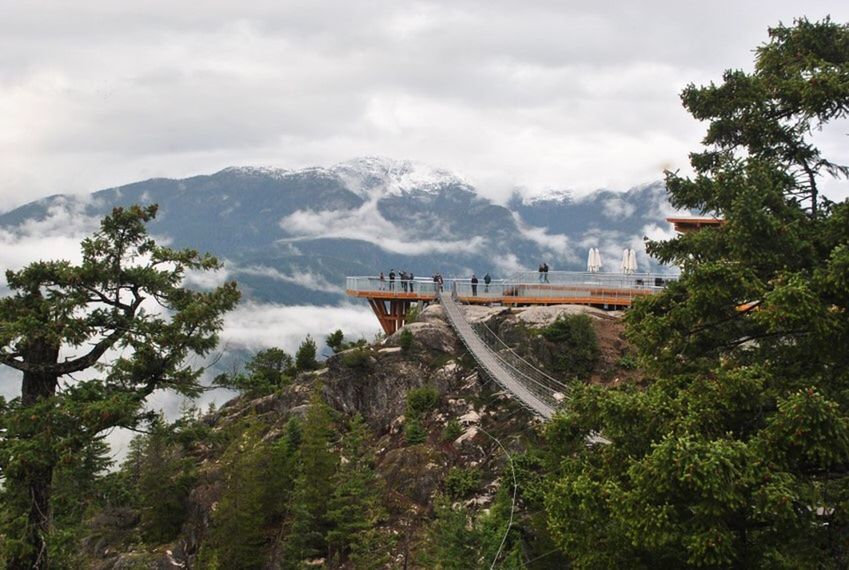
<box><xmin>346</xmin><ymin>271</ymin><xmax>677</xmax><ymax>334</ymax></box>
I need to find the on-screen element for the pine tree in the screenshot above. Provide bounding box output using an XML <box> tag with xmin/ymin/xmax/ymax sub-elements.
<box><xmin>295</xmin><ymin>335</ymin><xmax>319</xmax><ymax>372</ymax></box>
<box><xmin>544</xmin><ymin>18</ymin><xmax>849</xmax><ymax>568</ymax></box>
<box><xmin>137</xmin><ymin>417</ymin><xmax>196</xmax><ymax>544</ymax></box>
<box><xmin>418</xmin><ymin>499</ymin><xmax>479</xmax><ymax>569</ymax></box>
<box><xmin>282</xmin><ymin>391</ymin><xmax>338</xmax><ymax>567</ymax></box>
<box><xmin>0</xmin><ymin>204</ymin><xmax>239</xmax><ymax>568</ymax></box>
<box><xmin>326</xmin><ymin>414</ymin><xmax>388</xmax><ymax>568</ymax></box>
<box><xmin>208</xmin><ymin>421</ymin><xmax>270</xmax><ymax>569</ymax></box>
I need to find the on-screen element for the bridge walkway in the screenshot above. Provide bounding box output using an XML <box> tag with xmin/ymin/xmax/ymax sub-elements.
<box><xmin>439</xmin><ymin>290</ymin><xmax>568</xmax><ymax>419</ymax></box>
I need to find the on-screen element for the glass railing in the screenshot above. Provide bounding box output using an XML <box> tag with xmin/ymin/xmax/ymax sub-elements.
<box><xmin>346</xmin><ymin>271</ymin><xmax>678</xmax><ymax>302</ymax></box>
<box><xmin>345</xmin><ymin>276</ymin><xmax>441</xmax><ymax>297</ymax></box>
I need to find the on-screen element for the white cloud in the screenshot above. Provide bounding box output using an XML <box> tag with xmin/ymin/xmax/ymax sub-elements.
<box><xmin>602</xmin><ymin>197</ymin><xmax>636</xmax><ymax>220</ymax></box>
<box><xmin>0</xmin><ymin>197</ymin><xmax>100</xmax><ymax>283</ymax></box>
<box><xmin>238</xmin><ymin>265</ymin><xmax>343</xmax><ymax>294</ymax></box>
<box><xmin>220</xmin><ymin>302</ymin><xmax>381</xmax><ymax>353</ymax></box>
<box><xmin>280</xmin><ymin>201</ymin><xmax>487</xmax><ymax>256</ymax></box>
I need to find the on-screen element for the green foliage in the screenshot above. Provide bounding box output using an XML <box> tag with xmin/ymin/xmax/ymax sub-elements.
<box><xmin>137</xmin><ymin>418</ymin><xmax>196</xmax><ymax>544</ymax></box>
<box><xmin>406</xmin><ymin>386</ymin><xmax>440</xmax><ymax>418</ymax></box>
<box><xmin>340</xmin><ymin>347</ymin><xmax>372</xmax><ymax>369</ymax></box>
<box><xmin>247</xmin><ymin>347</ymin><xmax>295</xmax><ymax>386</ymax></box>
<box><xmin>0</xmin><ymin>204</ymin><xmax>239</xmax><ymax>568</ymax></box>
<box><xmin>545</xmin><ymin>19</ymin><xmax>849</xmax><ymax>569</ymax></box>
<box><xmin>203</xmin><ymin>416</ymin><xmax>302</xmax><ymax>568</ymax></box>
<box><xmin>443</xmin><ymin>466</ymin><xmax>480</xmax><ymax>500</ymax></box>
<box><xmin>282</xmin><ymin>391</ymin><xmax>338</xmax><ymax>567</ymax></box>
<box><xmin>541</xmin><ymin>314</ymin><xmax>600</xmax><ymax>378</ymax></box>
<box><xmin>441</xmin><ymin>419</ymin><xmax>464</xmax><ymax>443</ymax></box>
<box><xmin>326</xmin><ymin>329</ymin><xmax>345</xmax><ymax>353</ymax></box>
<box><xmin>419</xmin><ymin>488</ymin><xmax>527</xmax><ymax>569</ymax></box>
<box><xmin>327</xmin><ymin>415</ymin><xmax>391</xmax><ymax>568</ymax></box>
<box><xmin>214</xmin><ymin>348</ymin><xmax>295</xmax><ymax>396</ymax></box>
<box><xmin>404</xmin><ymin>417</ymin><xmax>428</xmax><ymax>445</ymax></box>
<box><xmin>399</xmin><ymin>328</ymin><xmax>414</xmax><ymax>352</ymax></box>
<box><xmin>616</xmin><ymin>352</ymin><xmax>637</xmax><ymax>370</ymax></box>
<box><xmin>295</xmin><ymin>335</ymin><xmax>319</xmax><ymax>372</ymax></box>
<box><xmin>326</xmin><ymin>329</ymin><xmax>368</xmax><ymax>354</ymax></box>
<box><xmin>48</xmin><ymin>437</ymin><xmax>115</xmax><ymax>569</ymax></box>
<box><xmin>417</xmin><ymin>499</ymin><xmax>478</xmax><ymax>569</ymax></box>
<box><xmin>405</xmin><ymin>305</ymin><xmax>421</xmax><ymax>324</ymax></box>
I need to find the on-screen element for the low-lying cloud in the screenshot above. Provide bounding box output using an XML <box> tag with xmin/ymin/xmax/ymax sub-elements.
<box><xmin>280</xmin><ymin>203</ymin><xmax>487</xmax><ymax>256</ymax></box>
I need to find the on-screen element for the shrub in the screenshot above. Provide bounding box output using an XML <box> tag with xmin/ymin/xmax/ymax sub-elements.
<box><xmin>617</xmin><ymin>353</ymin><xmax>638</xmax><ymax>370</ymax></box>
<box><xmin>406</xmin><ymin>305</ymin><xmax>420</xmax><ymax>323</ymax></box>
<box><xmin>326</xmin><ymin>329</ymin><xmax>345</xmax><ymax>353</ymax></box>
<box><xmin>340</xmin><ymin>347</ymin><xmax>371</xmax><ymax>369</ymax></box>
<box><xmin>399</xmin><ymin>328</ymin><xmax>414</xmax><ymax>352</ymax></box>
<box><xmin>406</xmin><ymin>386</ymin><xmax>440</xmax><ymax>418</ymax></box>
<box><xmin>295</xmin><ymin>335</ymin><xmax>319</xmax><ymax>371</ymax></box>
<box><xmin>443</xmin><ymin>466</ymin><xmax>480</xmax><ymax>500</ymax></box>
<box><xmin>404</xmin><ymin>417</ymin><xmax>427</xmax><ymax>444</ymax></box>
<box><xmin>541</xmin><ymin>314</ymin><xmax>600</xmax><ymax>379</ymax></box>
<box><xmin>441</xmin><ymin>419</ymin><xmax>463</xmax><ymax>443</ymax></box>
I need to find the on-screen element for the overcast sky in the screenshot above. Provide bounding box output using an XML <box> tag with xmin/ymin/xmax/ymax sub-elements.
<box><xmin>2</xmin><ymin>1</ymin><xmax>848</xmax><ymax>211</ymax></box>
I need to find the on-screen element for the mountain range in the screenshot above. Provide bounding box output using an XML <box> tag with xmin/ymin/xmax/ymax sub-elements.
<box><xmin>0</xmin><ymin>157</ymin><xmax>678</xmax><ymax>305</ymax></box>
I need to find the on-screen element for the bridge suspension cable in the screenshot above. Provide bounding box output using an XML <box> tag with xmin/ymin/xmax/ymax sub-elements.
<box><xmin>439</xmin><ymin>290</ymin><xmax>568</xmax><ymax>419</ymax></box>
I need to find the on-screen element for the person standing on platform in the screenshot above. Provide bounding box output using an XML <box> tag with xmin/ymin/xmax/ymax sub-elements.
<box><xmin>538</xmin><ymin>263</ymin><xmax>544</xmax><ymax>282</ymax></box>
<box><xmin>389</xmin><ymin>269</ymin><xmax>395</xmax><ymax>291</ymax></box>
<box><xmin>484</xmin><ymin>272</ymin><xmax>491</xmax><ymax>293</ymax></box>
<box><xmin>543</xmin><ymin>262</ymin><xmax>550</xmax><ymax>283</ymax></box>
<box><xmin>471</xmin><ymin>274</ymin><xmax>479</xmax><ymax>296</ymax></box>
<box><xmin>379</xmin><ymin>271</ymin><xmax>385</xmax><ymax>290</ymax></box>
<box><xmin>409</xmin><ymin>272</ymin><xmax>415</xmax><ymax>293</ymax></box>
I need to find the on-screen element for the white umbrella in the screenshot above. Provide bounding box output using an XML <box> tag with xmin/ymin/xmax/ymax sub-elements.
<box><xmin>587</xmin><ymin>249</ymin><xmax>595</xmax><ymax>272</ymax></box>
<box><xmin>627</xmin><ymin>249</ymin><xmax>638</xmax><ymax>274</ymax></box>
<box><xmin>593</xmin><ymin>248</ymin><xmax>603</xmax><ymax>272</ymax></box>
<box><xmin>620</xmin><ymin>248</ymin><xmax>630</xmax><ymax>274</ymax></box>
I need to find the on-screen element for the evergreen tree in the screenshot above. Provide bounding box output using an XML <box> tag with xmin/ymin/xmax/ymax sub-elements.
<box><xmin>327</xmin><ymin>414</ymin><xmax>388</xmax><ymax>568</ymax></box>
<box><xmin>544</xmin><ymin>18</ymin><xmax>849</xmax><ymax>568</ymax></box>
<box><xmin>282</xmin><ymin>391</ymin><xmax>338</xmax><ymax>567</ymax></box>
<box><xmin>266</xmin><ymin>417</ymin><xmax>303</xmax><ymax>526</ymax></box>
<box><xmin>0</xmin><ymin>204</ymin><xmax>239</xmax><ymax>568</ymax></box>
<box><xmin>49</xmin><ymin>436</ymin><xmax>114</xmax><ymax>568</ymax></box>
<box><xmin>295</xmin><ymin>335</ymin><xmax>319</xmax><ymax>372</ymax></box>
<box><xmin>214</xmin><ymin>347</ymin><xmax>295</xmax><ymax>396</ymax></box>
<box><xmin>418</xmin><ymin>499</ymin><xmax>479</xmax><ymax>569</ymax></box>
<box><xmin>137</xmin><ymin>417</ymin><xmax>196</xmax><ymax>544</ymax></box>
<box><xmin>208</xmin><ymin>421</ymin><xmax>270</xmax><ymax>569</ymax></box>
<box><xmin>325</xmin><ymin>330</ymin><xmax>345</xmax><ymax>353</ymax></box>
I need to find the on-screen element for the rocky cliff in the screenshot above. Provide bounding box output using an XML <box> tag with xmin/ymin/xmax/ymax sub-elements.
<box><xmin>79</xmin><ymin>303</ymin><xmax>637</xmax><ymax>569</ymax></box>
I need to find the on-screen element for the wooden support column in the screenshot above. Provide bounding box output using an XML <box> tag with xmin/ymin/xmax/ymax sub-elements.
<box><xmin>367</xmin><ymin>297</ymin><xmax>411</xmax><ymax>335</ymax></box>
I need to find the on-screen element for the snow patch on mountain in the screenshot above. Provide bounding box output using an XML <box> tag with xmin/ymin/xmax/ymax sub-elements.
<box><xmin>220</xmin><ymin>166</ymin><xmax>292</xmax><ymax>179</ymax></box>
<box><xmin>331</xmin><ymin>156</ymin><xmax>468</xmax><ymax>199</ymax></box>
<box><xmin>523</xmin><ymin>188</ymin><xmax>574</xmax><ymax>205</ymax></box>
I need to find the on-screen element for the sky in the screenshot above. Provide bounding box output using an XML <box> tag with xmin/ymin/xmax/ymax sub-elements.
<box><xmin>2</xmin><ymin>1</ymin><xmax>848</xmax><ymax>212</ymax></box>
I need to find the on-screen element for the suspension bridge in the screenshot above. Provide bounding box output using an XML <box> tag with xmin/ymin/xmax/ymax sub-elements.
<box><xmin>346</xmin><ymin>270</ymin><xmax>675</xmax><ymax>419</ymax></box>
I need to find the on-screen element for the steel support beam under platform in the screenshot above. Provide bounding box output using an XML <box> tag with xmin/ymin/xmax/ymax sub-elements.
<box><xmin>367</xmin><ymin>297</ymin><xmax>415</xmax><ymax>335</ymax></box>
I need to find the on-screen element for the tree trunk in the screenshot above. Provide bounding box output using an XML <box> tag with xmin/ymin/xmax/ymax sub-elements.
<box><xmin>8</xmin><ymin>340</ymin><xmax>60</xmax><ymax>570</ymax></box>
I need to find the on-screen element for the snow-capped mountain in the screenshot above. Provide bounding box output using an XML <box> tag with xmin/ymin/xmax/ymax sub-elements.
<box><xmin>0</xmin><ymin>158</ymin><xmax>678</xmax><ymax>305</ymax></box>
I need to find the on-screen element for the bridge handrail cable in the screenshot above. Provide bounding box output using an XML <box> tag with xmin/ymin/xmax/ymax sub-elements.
<box><xmin>441</xmin><ymin>288</ymin><xmax>559</xmax><ymax>416</ymax></box>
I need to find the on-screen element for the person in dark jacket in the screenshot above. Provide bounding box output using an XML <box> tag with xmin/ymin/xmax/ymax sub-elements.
<box><xmin>471</xmin><ymin>274</ymin><xmax>479</xmax><ymax>296</ymax></box>
<box><xmin>483</xmin><ymin>272</ymin><xmax>491</xmax><ymax>293</ymax></box>
<box><xmin>389</xmin><ymin>269</ymin><xmax>395</xmax><ymax>291</ymax></box>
